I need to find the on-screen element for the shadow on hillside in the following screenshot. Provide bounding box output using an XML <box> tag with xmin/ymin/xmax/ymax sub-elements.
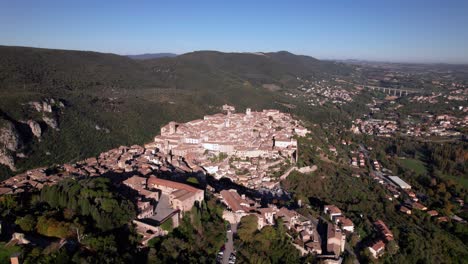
<box><xmin>97</xmin><ymin>168</ymin><xmax>292</xmax><ymax>208</ymax></box>
<box><xmin>206</xmin><ymin>175</ymin><xmax>292</xmax><ymax>207</ymax></box>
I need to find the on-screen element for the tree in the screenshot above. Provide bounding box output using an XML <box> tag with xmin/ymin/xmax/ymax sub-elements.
<box><xmin>237</xmin><ymin>215</ymin><xmax>258</xmax><ymax>242</ymax></box>
<box><xmin>387</xmin><ymin>240</ymin><xmax>399</xmax><ymax>255</ymax></box>
<box><xmin>15</xmin><ymin>215</ymin><xmax>36</xmax><ymax>232</ymax></box>
<box><xmin>235</xmin><ymin>215</ymin><xmax>301</xmax><ymax>263</ymax></box>
<box><xmin>186</xmin><ymin>177</ymin><xmax>199</xmax><ymax>186</ymax></box>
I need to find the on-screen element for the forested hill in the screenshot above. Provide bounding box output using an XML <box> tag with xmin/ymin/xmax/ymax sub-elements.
<box><xmin>142</xmin><ymin>50</ymin><xmax>353</xmax><ymax>90</ymax></box>
<box><xmin>127</xmin><ymin>53</ymin><xmax>177</xmax><ymax>60</ymax></box>
<box><xmin>0</xmin><ymin>45</ymin><xmax>153</xmax><ymax>91</ymax></box>
<box><xmin>0</xmin><ymin>46</ymin><xmax>353</xmax><ymax>92</ymax></box>
<box><xmin>0</xmin><ymin>45</ymin><xmax>354</xmax><ymax>178</ymax></box>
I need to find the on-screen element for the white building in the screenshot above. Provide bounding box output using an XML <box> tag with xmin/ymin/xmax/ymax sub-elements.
<box><xmin>388</xmin><ymin>176</ymin><xmax>411</xmax><ymax>189</ymax></box>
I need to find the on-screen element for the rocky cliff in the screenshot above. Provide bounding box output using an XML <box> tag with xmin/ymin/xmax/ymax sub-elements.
<box><xmin>0</xmin><ymin>97</ymin><xmax>65</xmax><ymax>171</ymax></box>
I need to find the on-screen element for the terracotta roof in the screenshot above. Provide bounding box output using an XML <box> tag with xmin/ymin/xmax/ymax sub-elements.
<box><xmin>374</xmin><ymin>220</ymin><xmax>393</xmax><ymax>240</ymax></box>
<box><xmin>326</xmin><ymin>224</ymin><xmax>343</xmax><ymax>255</ymax></box>
<box><xmin>277</xmin><ymin>207</ymin><xmax>297</xmax><ymax>219</ymax></box>
<box><xmin>220</xmin><ymin>189</ymin><xmax>248</xmax><ymax>212</ymax></box>
<box><xmin>400</xmin><ymin>206</ymin><xmax>411</xmax><ymax>213</ymax></box>
<box><xmin>305</xmin><ymin>241</ymin><xmax>321</xmax><ymax>251</ymax></box>
<box><xmin>437</xmin><ymin>216</ymin><xmax>450</xmax><ymax>223</ymax></box>
<box><xmin>0</xmin><ymin>187</ymin><xmax>12</xmax><ymax>195</ymax></box>
<box><xmin>171</xmin><ymin>189</ymin><xmax>196</xmax><ymax>201</ymax></box>
<box><xmin>427</xmin><ymin>210</ymin><xmax>439</xmax><ymax>217</ymax></box>
<box><xmin>412</xmin><ymin>202</ymin><xmax>427</xmax><ymax>210</ymax></box>
<box><xmin>371</xmin><ymin>240</ymin><xmax>385</xmax><ymax>251</ymax></box>
<box><xmin>336</xmin><ymin>216</ymin><xmax>353</xmax><ymax>227</ymax></box>
<box><xmin>325</xmin><ymin>205</ymin><xmax>342</xmax><ymax>215</ymax></box>
<box><xmin>123</xmin><ymin>175</ymin><xmax>147</xmax><ymax>187</ymax></box>
<box><xmin>147</xmin><ymin>176</ymin><xmax>200</xmax><ymax>193</ymax></box>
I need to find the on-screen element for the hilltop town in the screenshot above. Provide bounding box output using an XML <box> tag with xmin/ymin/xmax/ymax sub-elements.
<box><xmin>149</xmin><ymin>105</ymin><xmax>308</xmax><ymax>189</ymax></box>
<box><xmin>0</xmin><ymin>107</ymin><xmax>325</xmax><ymax>262</ymax></box>
<box><xmin>1</xmin><ymin>106</ymin><xmax>399</xmax><ymax>264</ymax></box>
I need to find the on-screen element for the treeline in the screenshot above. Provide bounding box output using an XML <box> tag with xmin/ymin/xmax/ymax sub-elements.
<box><xmin>428</xmin><ymin>142</ymin><xmax>467</xmax><ymax>178</ymax></box>
<box><xmin>39</xmin><ymin>177</ymin><xmax>136</xmax><ymax>231</ymax></box>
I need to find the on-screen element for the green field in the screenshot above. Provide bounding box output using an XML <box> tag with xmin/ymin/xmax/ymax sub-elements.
<box><xmin>398</xmin><ymin>157</ymin><xmax>428</xmax><ymax>175</ymax></box>
<box><xmin>442</xmin><ymin>173</ymin><xmax>468</xmax><ymax>190</ymax></box>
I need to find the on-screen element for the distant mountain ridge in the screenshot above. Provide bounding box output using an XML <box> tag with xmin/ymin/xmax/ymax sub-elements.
<box><xmin>0</xmin><ymin>46</ymin><xmax>353</xmax><ymax>93</ymax></box>
<box><xmin>127</xmin><ymin>53</ymin><xmax>177</xmax><ymax>60</ymax></box>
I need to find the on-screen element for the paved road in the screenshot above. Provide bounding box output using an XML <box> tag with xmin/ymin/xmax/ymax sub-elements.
<box><xmin>222</xmin><ymin>223</ymin><xmax>237</xmax><ymax>264</ymax></box>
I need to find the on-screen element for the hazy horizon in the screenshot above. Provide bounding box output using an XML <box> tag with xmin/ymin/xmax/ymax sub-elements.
<box><xmin>4</xmin><ymin>44</ymin><xmax>468</xmax><ymax>65</ymax></box>
<box><xmin>1</xmin><ymin>0</ymin><xmax>468</xmax><ymax>64</ymax></box>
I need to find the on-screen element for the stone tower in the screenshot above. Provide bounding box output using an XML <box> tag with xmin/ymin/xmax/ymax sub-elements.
<box><xmin>169</xmin><ymin>121</ymin><xmax>176</xmax><ymax>134</ymax></box>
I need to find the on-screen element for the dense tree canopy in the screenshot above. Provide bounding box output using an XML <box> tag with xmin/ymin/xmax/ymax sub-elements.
<box><xmin>235</xmin><ymin>215</ymin><xmax>301</xmax><ymax>264</ymax></box>
<box><xmin>39</xmin><ymin>177</ymin><xmax>136</xmax><ymax>231</ymax></box>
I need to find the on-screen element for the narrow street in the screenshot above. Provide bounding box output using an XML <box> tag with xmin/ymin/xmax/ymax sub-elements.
<box><xmin>222</xmin><ymin>223</ymin><xmax>237</xmax><ymax>264</ymax></box>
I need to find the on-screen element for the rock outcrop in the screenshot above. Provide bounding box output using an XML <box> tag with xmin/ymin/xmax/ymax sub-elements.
<box><xmin>29</xmin><ymin>98</ymin><xmax>65</xmax><ymax>113</ymax></box>
<box><xmin>42</xmin><ymin>116</ymin><xmax>59</xmax><ymax>130</ymax></box>
<box><xmin>0</xmin><ymin>120</ymin><xmax>22</xmax><ymax>151</ymax></box>
<box><xmin>27</xmin><ymin>120</ymin><xmax>42</xmax><ymax>138</ymax></box>
<box><xmin>0</xmin><ymin>148</ymin><xmax>16</xmax><ymax>171</ymax></box>
<box><xmin>42</xmin><ymin>101</ymin><xmax>53</xmax><ymax>113</ymax></box>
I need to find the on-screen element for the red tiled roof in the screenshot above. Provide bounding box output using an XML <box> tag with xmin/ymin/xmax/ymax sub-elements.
<box><xmin>325</xmin><ymin>205</ymin><xmax>342</xmax><ymax>214</ymax></box>
<box><xmin>147</xmin><ymin>176</ymin><xmax>200</xmax><ymax>193</ymax></box>
<box><xmin>336</xmin><ymin>216</ymin><xmax>353</xmax><ymax>227</ymax></box>
<box><xmin>427</xmin><ymin>210</ymin><xmax>439</xmax><ymax>216</ymax></box>
<box><xmin>374</xmin><ymin>220</ymin><xmax>393</xmax><ymax>240</ymax></box>
<box><xmin>371</xmin><ymin>240</ymin><xmax>385</xmax><ymax>251</ymax></box>
<box><xmin>220</xmin><ymin>189</ymin><xmax>247</xmax><ymax>212</ymax></box>
<box><xmin>277</xmin><ymin>207</ymin><xmax>297</xmax><ymax>219</ymax></box>
<box><xmin>412</xmin><ymin>202</ymin><xmax>427</xmax><ymax>210</ymax></box>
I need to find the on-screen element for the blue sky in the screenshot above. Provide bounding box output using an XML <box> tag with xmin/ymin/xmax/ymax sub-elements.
<box><xmin>1</xmin><ymin>0</ymin><xmax>467</xmax><ymax>63</ymax></box>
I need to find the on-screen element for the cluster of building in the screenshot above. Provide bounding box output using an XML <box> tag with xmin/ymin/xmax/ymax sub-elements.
<box><xmin>410</xmin><ymin>89</ymin><xmax>467</xmax><ymax>104</ymax></box>
<box><xmin>147</xmin><ymin>106</ymin><xmax>308</xmax><ymax>189</ymax></box>
<box><xmin>351</xmin><ymin>113</ymin><xmax>466</xmax><ymax>139</ymax></box>
<box><xmin>351</xmin><ymin>119</ymin><xmax>398</xmax><ymax>137</ymax></box>
<box><xmin>0</xmin><ymin>144</ymin><xmax>205</xmax><ymax>196</ymax></box>
<box><xmin>403</xmin><ymin>114</ymin><xmax>466</xmax><ymax>137</ymax></box>
<box><xmin>1</xmin><ymin>106</ymin><xmax>309</xmax><ymax>195</ymax></box>
<box><xmin>0</xmin><ymin>142</ymin><xmax>208</xmax><ymax>246</ymax></box>
<box><xmin>350</xmin><ymin>151</ymin><xmax>366</xmax><ymax>168</ymax></box>
<box><xmin>123</xmin><ymin>175</ymin><xmax>205</xmax><ymax>245</ymax></box>
<box><xmin>410</xmin><ymin>94</ymin><xmax>442</xmax><ymax>104</ymax></box>
<box><xmin>0</xmin><ymin>167</ymin><xmax>59</xmax><ymax>195</ymax></box>
<box><xmin>218</xmin><ymin>187</ymin><xmax>357</xmax><ymax>262</ymax></box>
<box><xmin>446</xmin><ymin>88</ymin><xmax>468</xmax><ymax>101</ymax></box>
<box><xmin>293</xmin><ymin>78</ymin><xmax>358</xmax><ymax>106</ymax></box>
<box><xmin>372</xmin><ymin>160</ymin><xmax>381</xmax><ymax>171</ymax></box>
<box><xmin>218</xmin><ymin>188</ymin><xmax>321</xmax><ymax>253</ymax></box>
<box><xmin>369</xmin><ymin>168</ymin><xmax>409</xmax><ymax>201</ymax></box>
<box><xmin>368</xmin><ymin>166</ymin><xmax>457</xmax><ymax>227</ymax></box>
<box><xmin>323</xmin><ymin>205</ymin><xmax>354</xmax><ymax>259</ymax></box>
<box><xmin>0</xmin><ymin>107</ymin><xmax>312</xmax><ymax>248</ymax></box>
